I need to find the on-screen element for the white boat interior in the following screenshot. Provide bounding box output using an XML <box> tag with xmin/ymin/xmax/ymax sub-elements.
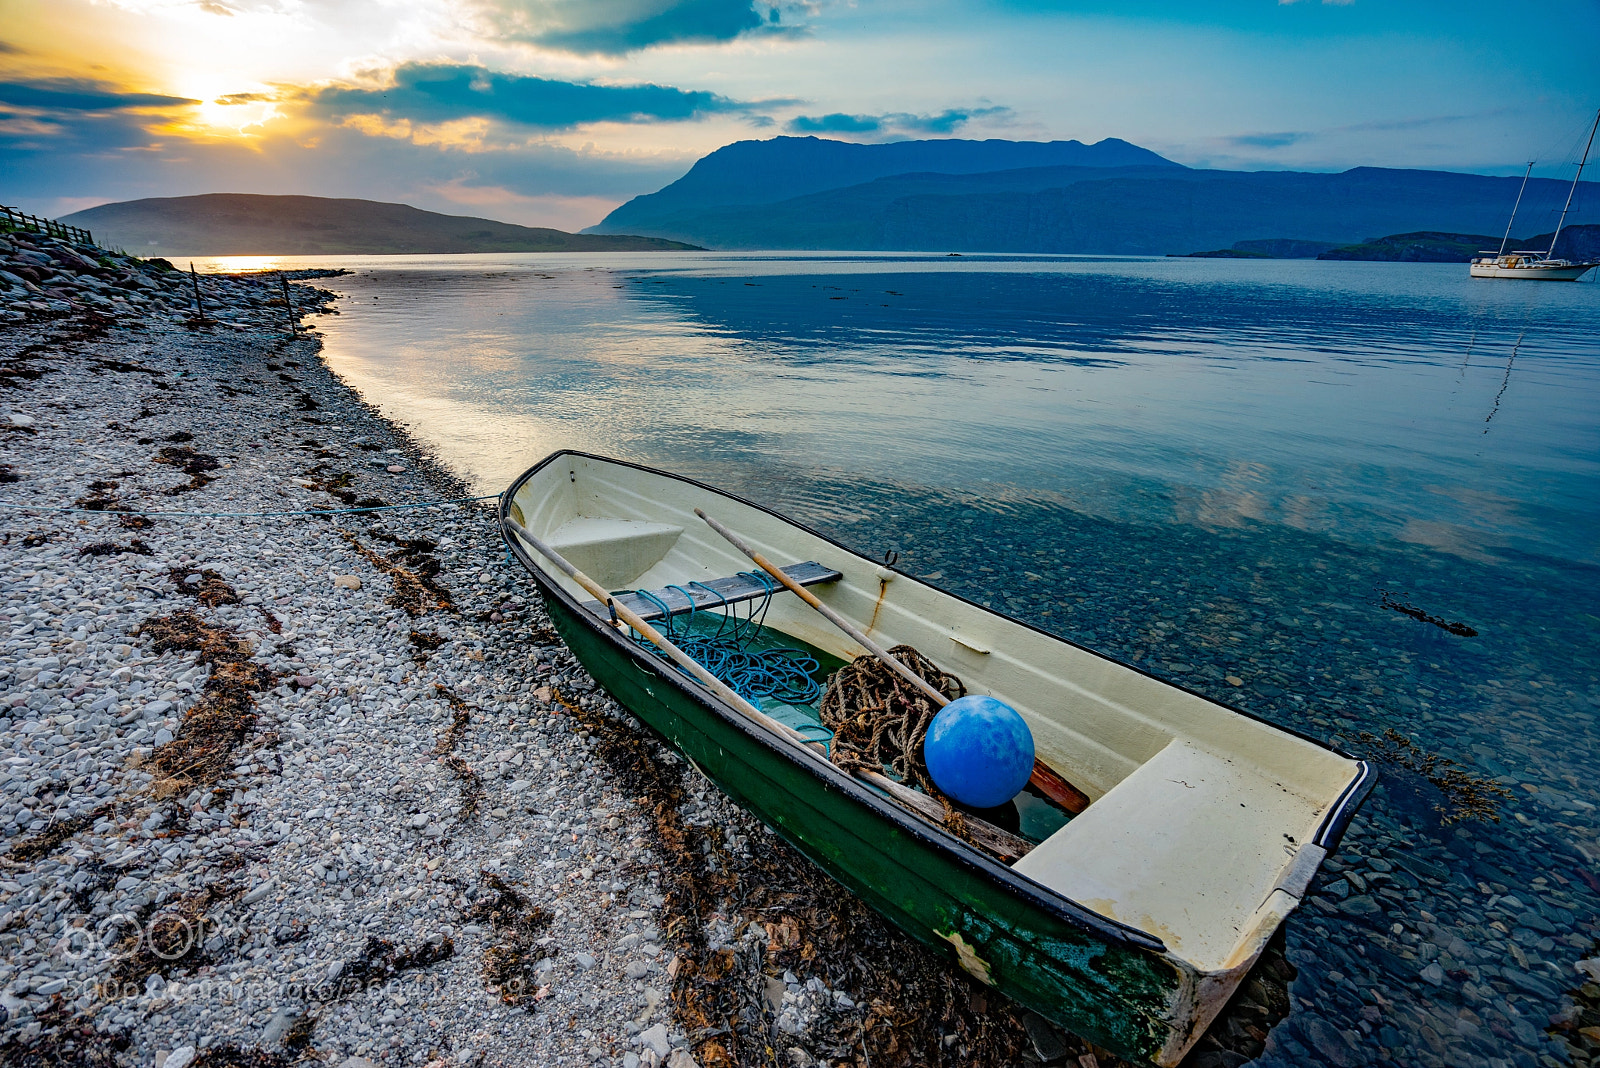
<box><xmin>507</xmin><ymin>453</ymin><xmax>1365</xmax><ymax>974</ymax></box>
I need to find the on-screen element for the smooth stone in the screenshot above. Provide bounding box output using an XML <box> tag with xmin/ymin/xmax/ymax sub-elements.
<box><xmin>164</xmin><ymin>1047</ymin><xmax>197</xmax><ymax>1068</ymax></box>
<box><xmin>1339</xmin><ymin>895</ymin><xmax>1381</xmax><ymax>917</ymax></box>
<box><xmin>1300</xmin><ymin>1018</ymin><xmax>1359</xmax><ymax>1068</ymax></box>
<box><xmin>1502</xmin><ymin>968</ymin><xmax>1561</xmax><ymax>999</ymax></box>
<box><xmin>1518</xmin><ymin>911</ymin><xmax>1557</xmax><ymax>936</ymax></box>
<box><xmin>1020</xmin><ymin>1010</ymin><xmax>1070</xmax><ymax>1061</ymax></box>
<box><xmin>241</xmin><ymin>879</ymin><xmax>277</xmax><ymax>904</ymax></box>
<box><xmin>638</xmin><ymin>1024</ymin><xmax>670</xmax><ymax>1057</ymax></box>
<box><xmin>260</xmin><ymin>1006</ymin><xmax>302</xmax><ymax>1044</ymax></box>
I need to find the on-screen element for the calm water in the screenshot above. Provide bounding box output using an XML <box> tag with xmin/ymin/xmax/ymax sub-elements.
<box><xmin>204</xmin><ymin>251</ymin><xmax>1600</xmax><ymax>1067</ymax></box>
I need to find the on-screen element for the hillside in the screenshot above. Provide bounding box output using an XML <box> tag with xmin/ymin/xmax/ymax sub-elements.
<box><xmin>585</xmin><ymin>136</ymin><xmax>1600</xmax><ymax>254</ymax></box>
<box><xmin>62</xmin><ymin>194</ymin><xmax>701</xmax><ymax>256</ymax></box>
<box><xmin>590</xmin><ymin>136</ymin><xmax>1180</xmax><ymax>236</ymax></box>
<box><xmin>1318</xmin><ymin>224</ymin><xmax>1600</xmax><ymax>262</ymax></box>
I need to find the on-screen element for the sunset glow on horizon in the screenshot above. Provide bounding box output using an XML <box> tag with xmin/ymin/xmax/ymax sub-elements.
<box><xmin>6</xmin><ymin>0</ymin><xmax>1599</xmax><ymax>231</ymax></box>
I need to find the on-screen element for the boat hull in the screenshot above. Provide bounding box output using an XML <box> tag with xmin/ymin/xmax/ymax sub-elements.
<box><xmin>1469</xmin><ymin>260</ymin><xmax>1597</xmax><ymax>280</ymax></box>
<box><xmin>500</xmin><ymin>451</ymin><xmax>1374</xmax><ymax>1065</ymax></box>
<box><xmin>540</xmin><ymin>585</ymin><xmax>1190</xmax><ymax>1061</ymax></box>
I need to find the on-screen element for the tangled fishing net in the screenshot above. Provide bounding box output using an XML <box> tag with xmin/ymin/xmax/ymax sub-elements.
<box><xmin>626</xmin><ymin>571</ymin><xmax>823</xmax><ymax>706</ymax></box>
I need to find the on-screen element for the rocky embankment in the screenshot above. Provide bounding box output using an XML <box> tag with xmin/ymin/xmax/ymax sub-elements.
<box><xmin>0</xmin><ymin>228</ymin><xmax>1301</xmax><ymax>1068</ymax></box>
<box><xmin>0</xmin><ymin>231</ymin><xmax>338</xmax><ymax>329</ymax></box>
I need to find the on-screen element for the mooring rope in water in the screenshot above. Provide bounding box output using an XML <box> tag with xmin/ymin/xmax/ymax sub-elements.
<box><xmin>0</xmin><ymin>493</ymin><xmax>501</xmax><ymax>519</ymax></box>
<box><xmin>624</xmin><ymin>569</ymin><xmax>826</xmax><ymax>710</ymax></box>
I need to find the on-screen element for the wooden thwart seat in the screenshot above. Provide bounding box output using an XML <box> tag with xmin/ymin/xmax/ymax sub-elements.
<box><xmin>580</xmin><ymin>561</ymin><xmax>842</xmax><ymax>623</ymax></box>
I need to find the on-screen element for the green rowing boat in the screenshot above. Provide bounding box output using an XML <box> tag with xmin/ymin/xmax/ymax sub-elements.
<box><xmin>500</xmin><ymin>450</ymin><xmax>1373</xmax><ymax>1065</ymax></box>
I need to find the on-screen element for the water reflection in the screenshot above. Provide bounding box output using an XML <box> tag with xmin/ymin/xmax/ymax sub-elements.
<box><xmin>296</xmin><ymin>255</ymin><xmax>1597</xmax><ymax>569</ymax></box>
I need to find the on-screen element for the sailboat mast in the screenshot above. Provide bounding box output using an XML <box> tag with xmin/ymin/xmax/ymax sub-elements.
<box><xmin>1499</xmin><ymin>162</ymin><xmax>1534</xmax><ymax>257</ymax></box>
<box><xmin>1548</xmin><ymin>107</ymin><xmax>1600</xmax><ymax>258</ymax></box>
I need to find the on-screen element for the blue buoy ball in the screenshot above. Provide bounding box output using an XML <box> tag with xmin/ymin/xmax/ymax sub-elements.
<box><xmin>923</xmin><ymin>695</ymin><xmax>1035</xmax><ymax>809</ymax></box>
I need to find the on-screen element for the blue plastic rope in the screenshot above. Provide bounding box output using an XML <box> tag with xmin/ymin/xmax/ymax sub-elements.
<box><xmin>624</xmin><ymin>571</ymin><xmax>826</xmax><ymax>708</ymax></box>
<box><xmin>0</xmin><ymin>493</ymin><xmax>500</xmax><ymax>519</ymax></box>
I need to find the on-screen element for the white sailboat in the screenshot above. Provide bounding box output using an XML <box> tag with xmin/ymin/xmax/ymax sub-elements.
<box><xmin>1471</xmin><ymin>108</ymin><xmax>1600</xmax><ymax>280</ymax></box>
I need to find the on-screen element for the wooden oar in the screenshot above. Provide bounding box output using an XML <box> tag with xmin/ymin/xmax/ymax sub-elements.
<box><xmin>695</xmin><ymin>508</ymin><xmax>1092</xmax><ymax>815</ymax></box>
<box><xmin>502</xmin><ymin>516</ymin><xmax>1032</xmax><ymax>861</ymax></box>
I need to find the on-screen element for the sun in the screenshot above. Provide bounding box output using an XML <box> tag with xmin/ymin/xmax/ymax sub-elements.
<box><xmin>176</xmin><ymin>76</ymin><xmax>285</xmax><ymax>138</ymax></box>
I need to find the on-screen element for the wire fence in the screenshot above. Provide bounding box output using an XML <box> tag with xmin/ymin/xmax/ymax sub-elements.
<box><xmin>1</xmin><ymin>205</ymin><xmax>94</xmax><ymax>246</ymax></box>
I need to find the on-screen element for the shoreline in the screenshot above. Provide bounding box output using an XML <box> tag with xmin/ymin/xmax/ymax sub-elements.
<box><xmin>0</xmin><ymin>231</ymin><xmax>1296</xmax><ymax>1068</ymax></box>
<box><xmin>0</xmin><ymin>285</ymin><xmax>685</xmax><ymax>1065</ymax></box>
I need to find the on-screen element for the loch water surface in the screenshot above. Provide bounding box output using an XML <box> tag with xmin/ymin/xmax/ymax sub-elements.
<box><xmin>203</xmin><ymin>251</ymin><xmax>1600</xmax><ymax>1068</ymax></box>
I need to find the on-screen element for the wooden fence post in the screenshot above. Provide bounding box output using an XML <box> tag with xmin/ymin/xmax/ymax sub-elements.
<box><xmin>190</xmin><ymin>262</ymin><xmax>207</xmax><ymax>325</ymax></box>
<box><xmin>280</xmin><ymin>273</ymin><xmax>295</xmax><ymax>337</ymax></box>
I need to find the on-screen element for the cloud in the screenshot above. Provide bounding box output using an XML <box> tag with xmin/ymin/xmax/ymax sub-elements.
<box><xmin>5</xmin><ymin>115</ymin><xmax>693</xmax><ymax>230</ymax></box>
<box><xmin>786</xmin><ymin>106</ymin><xmax>1010</xmax><ymax>137</ymax></box>
<box><xmin>788</xmin><ymin>112</ymin><xmax>879</xmax><ymax>133</ymax></box>
<box><xmin>1224</xmin><ymin>131</ymin><xmax>1308</xmax><ymax>149</ymax></box>
<box><xmin>470</xmin><ymin>0</ymin><xmax>799</xmax><ymax>55</ymax></box>
<box><xmin>0</xmin><ymin>77</ymin><xmax>199</xmax><ymax>112</ymax></box>
<box><xmin>302</xmin><ymin>62</ymin><xmax>749</xmax><ymax>132</ymax></box>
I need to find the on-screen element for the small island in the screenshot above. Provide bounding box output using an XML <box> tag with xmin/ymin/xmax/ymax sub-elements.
<box><xmin>62</xmin><ymin>193</ymin><xmax>704</xmax><ymax>256</ymax></box>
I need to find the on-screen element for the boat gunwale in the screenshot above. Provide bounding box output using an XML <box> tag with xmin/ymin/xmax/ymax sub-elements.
<box><xmin>497</xmin><ymin>448</ymin><xmax>1374</xmax><ymax>958</ymax></box>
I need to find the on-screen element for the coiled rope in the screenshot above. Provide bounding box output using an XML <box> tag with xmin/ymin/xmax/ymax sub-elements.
<box><xmin>819</xmin><ymin>645</ymin><xmax>973</xmax><ymax>835</ymax></box>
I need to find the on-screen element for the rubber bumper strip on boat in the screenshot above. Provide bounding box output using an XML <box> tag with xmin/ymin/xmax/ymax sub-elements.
<box><xmin>1310</xmin><ymin>759</ymin><xmax>1376</xmax><ymax>853</ymax></box>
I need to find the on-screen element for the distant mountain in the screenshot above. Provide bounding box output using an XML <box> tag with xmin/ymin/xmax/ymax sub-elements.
<box><xmin>1522</xmin><ymin>224</ymin><xmax>1600</xmax><ymax>262</ymax></box>
<box><xmin>1317</xmin><ymin>231</ymin><xmax>1501</xmax><ymax>262</ymax></box>
<box><xmin>585</xmin><ymin>136</ymin><xmax>1600</xmax><ymax>254</ymax></box>
<box><xmin>63</xmin><ymin>194</ymin><xmax>701</xmax><ymax>256</ymax></box>
<box><xmin>1184</xmin><ymin>238</ymin><xmax>1340</xmax><ymax>259</ymax></box>
<box><xmin>591</xmin><ymin>136</ymin><xmax>1180</xmax><ymax>237</ymax></box>
<box><xmin>1318</xmin><ymin>224</ymin><xmax>1600</xmax><ymax>262</ymax></box>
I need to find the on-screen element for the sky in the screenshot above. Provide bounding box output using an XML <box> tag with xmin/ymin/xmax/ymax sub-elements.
<box><xmin>2</xmin><ymin>0</ymin><xmax>1598</xmax><ymax>231</ymax></box>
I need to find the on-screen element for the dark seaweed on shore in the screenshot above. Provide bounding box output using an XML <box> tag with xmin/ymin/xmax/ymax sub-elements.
<box><xmin>135</xmin><ymin>610</ymin><xmax>277</xmax><ymax>796</ymax></box>
<box><xmin>0</xmin><ymin>999</ymin><xmax>129</xmax><ymax>1068</ymax></box>
<box><xmin>340</xmin><ymin>529</ymin><xmax>453</xmax><ymax>615</ymax></box>
<box><xmin>169</xmin><ymin>566</ymin><xmax>241</xmax><ymax>606</ymax></box>
<box><xmin>433</xmin><ymin>683</ymin><xmax>482</xmax><ymax>821</ymax></box>
<box><xmin>466</xmin><ymin>872</ymin><xmax>556</xmax><ymax>1008</ymax></box>
<box><xmin>7</xmin><ymin>800</ymin><xmax>118</xmax><ymax>862</ymax></box>
<box><xmin>78</xmin><ymin>538</ymin><xmax>151</xmax><ymax>557</ymax></box>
